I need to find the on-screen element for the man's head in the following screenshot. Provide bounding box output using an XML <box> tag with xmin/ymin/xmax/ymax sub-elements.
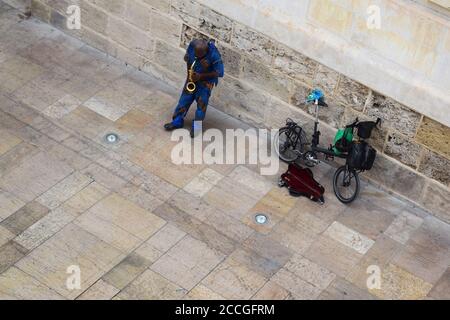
<box><xmin>193</xmin><ymin>39</ymin><xmax>208</xmax><ymax>58</ymax></box>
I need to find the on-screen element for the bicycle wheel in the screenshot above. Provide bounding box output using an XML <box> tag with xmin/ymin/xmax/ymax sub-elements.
<box><xmin>273</xmin><ymin>127</ymin><xmax>307</xmax><ymax>163</ymax></box>
<box><xmin>333</xmin><ymin>166</ymin><xmax>360</xmax><ymax>204</ymax></box>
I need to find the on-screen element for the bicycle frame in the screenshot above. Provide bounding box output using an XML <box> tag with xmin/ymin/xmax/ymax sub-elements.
<box><xmin>309</xmin><ymin>99</ymin><xmax>347</xmax><ymax>160</ymax></box>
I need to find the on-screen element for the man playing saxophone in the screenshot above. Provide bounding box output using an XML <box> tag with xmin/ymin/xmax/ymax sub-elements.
<box><xmin>164</xmin><ymin>39</ymin><xmax>224</xmax><ymax>137</ymax></box>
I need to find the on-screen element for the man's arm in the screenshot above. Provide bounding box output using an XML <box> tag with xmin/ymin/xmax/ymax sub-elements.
<box><xmin>191</xmin><ymin>57</ymin><xmax>224</xmax><ymax>82</ymax></box>
<box><xmin>192</xmin><ymin>71</ymin><xmax>219</xmax><ymax>82</ymax></box>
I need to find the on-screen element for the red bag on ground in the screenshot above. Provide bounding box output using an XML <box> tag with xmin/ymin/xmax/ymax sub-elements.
<box><xmin>279</xmin><ymin>163</ymin><xmax>325</xmax><ymax>204</ymax></box>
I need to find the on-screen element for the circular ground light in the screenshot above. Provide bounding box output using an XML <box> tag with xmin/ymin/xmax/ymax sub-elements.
<box><xmin>255</xmin><ymin>214</ymin><xmax>268</xmax><ymax>225</ymax></box>
<box><xmin>105</xmin><ymin>133</ymin><xmax>119</xmax><ymax>144</ymax></box>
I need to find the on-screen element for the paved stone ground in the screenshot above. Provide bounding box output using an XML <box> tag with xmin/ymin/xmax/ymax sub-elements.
<box><xmin>0</xmin><ymin>4</ymin><xmax>449</xmax><ymax>300</ymax></box>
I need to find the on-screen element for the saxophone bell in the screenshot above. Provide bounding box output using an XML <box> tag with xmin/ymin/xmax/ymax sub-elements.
<box><xmin>186</xmin><ymin>60</ymin><xmax>197</xmax><ymax>93</ymax></box>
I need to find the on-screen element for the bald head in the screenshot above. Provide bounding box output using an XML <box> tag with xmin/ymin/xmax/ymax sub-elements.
<box><xmin>193</xmin><ymin>39</ymin><xmax>208</xmax><ymax>58</ymax></box>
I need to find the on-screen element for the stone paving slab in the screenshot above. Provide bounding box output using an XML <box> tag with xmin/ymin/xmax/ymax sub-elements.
<box><xmin>0</xmin><ymin>201</ymin><xmax>50</xmax><ymax>235</ymax></box>
<box><xmin>0</xmin><ymin>267</ymin><xmax>63</xmax><ymax>300</ymax></box>
<box><xmin>114</xmin><ymin>269</ymin><xmax>187</xmax><ymax>300</ymax></box>
<box><xmin>77</xmin><ymin>279</ymin><xmax>120</xmax><ymax>300</ymax></box>
<box><xmin>0</xmin><ymin>8</ymin><xmax>448</xmax><ymax>300</ymax></box>
<box><xmin>74</xmin><ymin>193</ymin><xmax>166</xmax><ymax>253</ymax></box>
<box><xmin>0</xmin><ymin>151</ymin><xmax>74</xmax><ymax>202</ymax></box>
<box><xmin>151</xmin><ymin>235</ymin><xmax>224</xmax><ymax>290</ymax></box>
<box><xmin>16</xmin><ymin>223</ymin><xmax>124</xmax><ymax>299</ymax></box>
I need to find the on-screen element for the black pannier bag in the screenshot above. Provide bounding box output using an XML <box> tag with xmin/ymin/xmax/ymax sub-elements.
<box><xmin>347</xmin><ymin>142</ymin><xmax>377</xmax><ymax>171</ymax></box>
<box><xmin>357</xmin><ymin>118</ymin><xmax>381</xmax><ymax>139</ymax></box>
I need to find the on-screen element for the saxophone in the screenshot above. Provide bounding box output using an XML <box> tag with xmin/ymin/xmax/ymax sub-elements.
<box><xmin>186</xmin><ymin>60</ymin><xmax>197</xmax><ymax>93</ymax></box>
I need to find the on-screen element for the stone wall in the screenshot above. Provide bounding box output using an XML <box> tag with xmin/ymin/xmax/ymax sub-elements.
<box><xmin>2</xmin><ymin>0</ymin><xmax>30</xmax><ymax>12</ymax></box>
<box><xmin>30</xmin><ymin>0</ymin><xmax>450</xmax><ymax>222</ymax></box>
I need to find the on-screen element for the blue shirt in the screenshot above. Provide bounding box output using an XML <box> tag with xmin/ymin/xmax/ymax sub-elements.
<box><xmin>186</xmin><ymin>41</ymin><xmax>224</xmax><ymax>86</ymax></box>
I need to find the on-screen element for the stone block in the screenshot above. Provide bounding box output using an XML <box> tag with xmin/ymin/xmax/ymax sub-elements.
<box><xmin>367</xmin><ymin>153</ymin><xmax>426</xmax><ymax>201</ymax></box>
<box><xmin>80</xmin><ymin>0</ymin><xmax>109</xmax><ymax>35</ymax></box>
<box><xmin>0</xmin><ymin>267</ymin><xmax>63</xmax><ymax>299</ymax></box>
<box><xmin>231</xmin><ymin>23</ymin><xmax>275</xmax><ymax>64</ymax></box>
<box><xmin>421</xmin><ymin>182</ymin><xmax>450</xmax><ymax>224</ymax></box>
<box><xmin>416</xmin><ymin>117</ymin><xmax>450</xmax><ymax>158</ymax></box>
<box><xmin>74</xmin><ymin>193</ymin><xmax>166</xmax><ymax>252</ymax></box>
<box><xmin>36</xmin><ymin>172</ymin><xmax>93</xmax><ymax>210</ymax></box>
<box><xmin>49</xmin><ymin>9</ymin><xmax>67</xmax><ymax>31</ymax></box>
<box><xmin>115</xmin><ymin>269</ymin><xmax>187</xmax><ymax>299</ymax></box>
<box><xmin>384</xmin><ymin>210</ymin><xmax>424</xmax><ymax>245</ymax></box>
<box><xmin>308</xmin><ymin>0</ymin><xmax>352</xmax><ymax>35</ymax></box>
<box><xmin>142</xmin><ymin>0</ymin><xmax>170</xmax><ymax>12</ymax></box>
<box><xmin>180</xmin><ymin>24</ymin><xmax>211</xmax><ymax>48</ymax></box>
<box><xmin>123</xmin><ymin>0</ymin><xmax>151</xmax><ymax>31</ymax></box>
<box><xmin>16</xmin><ymin>223</ymin><xmax>124</xmax><ymax>299</ymax></box>
<box><xmin>272</xmin><ymin>268</ymin><xmax>322</xmax><ymax>299</ymax></box>
<box><xmin>103</xmin><ymin>252</ymin><xmax>152</xmax><ymax>289</ymax></box>
<box><xmin>370</xmin><ymin>264</ymin><xmax>432</xmax><ymax>300</ymax></box>
<box><xmin>210</xmin><ymin>76</ymin><xmax>270</xmax><ymax>127</ymax></box>
<box><xmin>428</xmin><ymin>268</ymin><xmax>450</xmax><ymax>300</ymax></box>
<box><xmin>252</xmin><ymin>281</ymin><xmax>290</xmax><ymax>300</ymax></box>
<box><xmin>14</xmin><ymin>205</ymin><xmax>77</xmax><ymax>250</ymax></box>
<box><xmin>107</xmin><ymin>15</ymin><xmax>153</xmax><ymax>59</ymax></box>
<box><xmin>149</xmin><ymin>10</ymin><xmax>181</xmax><ymax>46</ymax></box>
<box><xmin>336</xmin><ymin>199</ymin><xmax>396</xmax><ymax>240</ymax></box>
<box><xmin>319</xmin><ymin>277</ymin><xmax>376</xmax><ymax>300</ymax></box>
<box><xmin>284</xmin><ymin>254</ymin><xmax>336</xmax><ymax>290</ymax></box>
<box><xmin>31</xmin><ymin>0</ymin><xmax>50</xmax><ymax>22</ymax></box>
<box><xmin>202</xmin><ymin>256</ymin><xmax>267</xmax><ymax>299</ymax></box>
<box><xmin>241</xmin><ymin>57</ymin><xmax>292</xmax><ymax>102</ymax></box>
<box><xmin>335</xmin><ymin>75</ymin><xmax>369</xmax><ymax>111</ymax></box>
<box><xmin>171</xmin><ymin>0</ymin><xmax>232</xmax><ymax>42</ymax></box>
<box><xmin>216</xmin><ymin>43</ymin><xmax>242</xmax><ymax>78</ymax></box>
<box><xmin>313</xmin><ymin>64</ymin><xmax>340</xmax><ymax>95</ymax></box>
<box><xmin>418</xmin><ymin>149</ymin><xmax>450</xmax><ymax>185</ymax></box>
<box><xmin>0</xmin><ymin>151</ymin><xmax>73</xmax><ymax>202</ymax></box>
<box><xmin>269</xmin><ymin>221</ymin><xmax>320</xmax><ymax>255</ymax></box>
<box><xmin>392</xmin><ymin>216</ymin><xmax>450</xmax><ymax>284</ymax></box>
<box><xmin>0</xmin><ymin>189</ymin><xmax>25</xmax><ymax>221</ymax></box>
<box><xmin>43</xmin><ymin>94</ymin><xmax>80</xmax><ymax>119</ymax></box>
<box><xmin>0</xmin><ymin>241</ymin><xmax>28</xmax><ymax>273</ymax></box>
<box><xmin>0</xmin><ymin>201</ymin><xmax>49</xmax><ymax>235</ymax></box>
<box><xmin>87</xmin><ymin>0</ymin><xmax>125</xmax><ymax>16</ymax></box>
<box><xmin>152</xmin><ymin>40</ymin><xmax>186</xmax><ymax>76</ymax></box>
<box><xmin>118</xmin><ymin>183</ymin><xmax>163</xmax><ymax>213</ymax></box>
<box><xmin>64</xmin><ymin>182</ymin><xmax>109</xmax><ymax>215</ymax></box>
<box><xmin>384</xmin><ymin>131</ymin><xmax>422</xmax><ymax>169</ymax></box>
<box><xmin>365</xmin><ymin>91</ymin><xmax>422</xmax><ymax>138</ymax></box>
<box><xmin>79</xmin><ymin>26</ymin><xmax>113</xmax><ymax>56</ymax></box>
<box><xmin>0</xmin><ymin>226</ymin><xmax>14</xmax><ymax>248</ymax></box>
<box><xmin>152</xmin><ymin>203</ymin><xmax>237</xmax><ymax>256</ymax></box>
<box><xmin>203</xmin><ymin>177</ymin><xmax>259</xmax><ymax>220</ymax></box>
<box><xmin>187</xmin><ymin>284</ymin><xmax>225</xmax><ymax>300</ymax></box>
<box><xmin>227</xmin><ymin>248</ymin><xmax>283</xmax><ymax>279</ymax></box>
<box><xmin>151</xmin><ymin>235</ymin><xmax>224</xmax><ymax>290</ymax></box>
<box><xmin>273</xmin><ymin>44</ymin><xmax>318</xmax><ymax>85</ymax></box>
<box><xmin>77</xmin><ymin>279</ymin><xmax>119</xmax><ymax>300</ymax></box>
<box><xmin>323</xmin><ymin>221</ymin><xmax>375</xmax><ymax>255</ymax></box>
<box><xmin>304</xmin><ymin>234</ymin><xmax>363</xmax><ymax>278</ymax></box>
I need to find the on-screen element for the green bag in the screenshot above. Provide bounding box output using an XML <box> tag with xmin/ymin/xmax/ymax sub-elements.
<box><xmin>333</xmin><ymin>127</ymin><xmax>353</xmax><ymax>155</ymax></box>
